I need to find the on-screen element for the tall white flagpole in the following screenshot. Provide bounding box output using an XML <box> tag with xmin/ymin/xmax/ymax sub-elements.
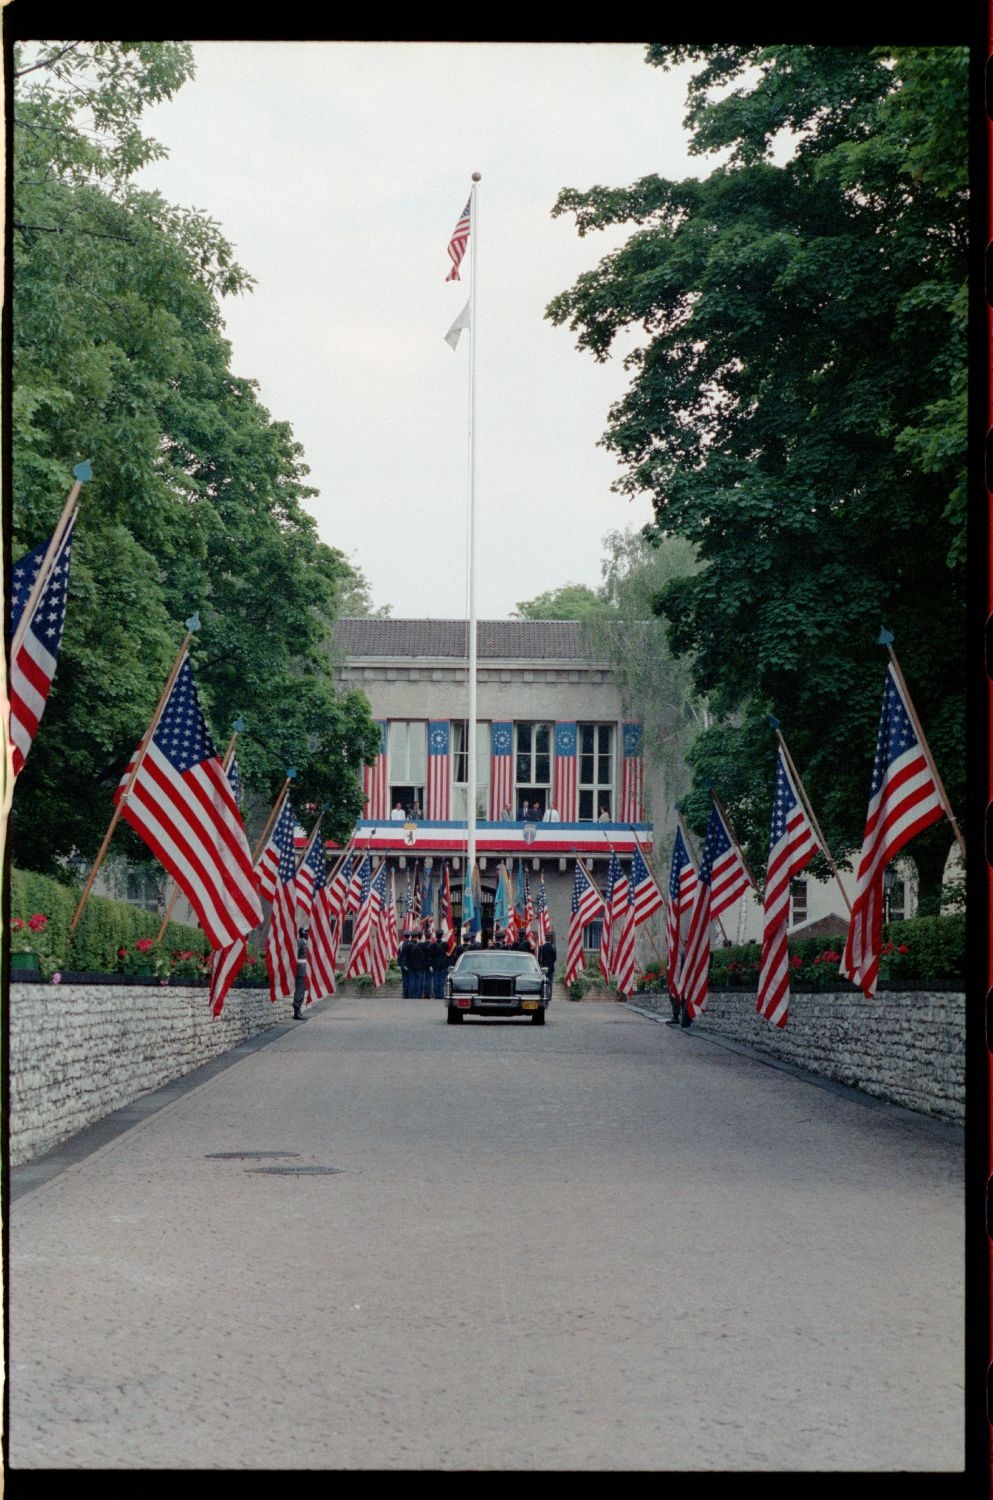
<box><xmin>466</xmin><ymin>171</ymin><xmax>481</xmax><ymax>878</ymax></box>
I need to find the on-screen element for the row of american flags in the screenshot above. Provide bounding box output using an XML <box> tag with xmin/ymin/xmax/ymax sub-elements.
<box><xmin>8</xmin><ymin>462</ymin><xmax>958</xmax><ymax>1028</ymax></box>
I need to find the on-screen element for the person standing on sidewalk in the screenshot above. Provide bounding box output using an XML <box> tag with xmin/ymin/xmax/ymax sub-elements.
<box><xmin>293</xmin><ymin>928</ymin><xmax>308</xmax><ymax>1019</ymax></box>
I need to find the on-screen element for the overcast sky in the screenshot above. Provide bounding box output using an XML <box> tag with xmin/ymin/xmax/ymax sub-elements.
<box><xmin>135</xmin><ymin>43</ymin><xmax>711</xmax><ymax>619</ymax></box>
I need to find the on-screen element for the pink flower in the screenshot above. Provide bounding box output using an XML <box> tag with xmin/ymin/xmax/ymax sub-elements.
<box><xmin>118</xmin><ymin>947</ymin><xmax>128</xmax><ymax>958</ymax></box>
<box><xmin>51</xmin><ymin>972</ymin><xmax>62</xmax><ymax>984</ymax></box>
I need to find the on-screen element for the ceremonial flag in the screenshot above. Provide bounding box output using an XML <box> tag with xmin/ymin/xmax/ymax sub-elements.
<box><xmin>565</xmin><ymin>861</ymin><xmax>603</xmax><ymax>985</ymax></box>
<box><xmin>347</xmin><ymin>852</ymin><xmax>369</xmax><ymax>914</ymax></box>
<box><xmin>678</xmin><ymin>801</ymin><xmax>751</xmax><ymax>1019</ymax></box>
<box><xmin>536</xmin><ymin>875</ymin><xmax>551</xmax><ymax>946</ymax></box>
<box><xmin>840</xmin><ymin>663</ymin><xmax>944</xmax><ymax>998</ymax></box>
<box><xmin>621</xmin><ymin>723</ymin><xmax>644</xmax><ymax>822</ymax></box>
<box><xmin>306</xmin><ymin>841</ymin><xmax>338</xmax><ymax>1004</ymax></box>
<box><xmin>9</xmin><ymin>512</ymin><xmax>78</xmax><ymax>777</ymax></box>
<box><xmin>599</xmin><ymin>852</ymin><xmax>623</xmax><ymax>981</ymax></box>
<box><xmin>257</xmin><ymin>790</ymin><xmax>293</xmax><ymax>903</ymax></box>
<box><xmin>327</xmin><ymin>850</ymin><xmax>355</xmax><ymax>926</ymax></box>
<box><xmin>756</xmin><ymin>751</ymin><xmax>820</xmax><ymax>1027</ymax></box>
<box><xmin>264</xmin><ymin>793</ymin><xmax>299</xmax><ymax>1004</ymax></box>
<box><xmin>630</xmin><ymin>843</ymin><xmax>664</xmax><ymax>926</ymax></box>
<box><xmin>226</xmin><ymin>752</ymin><xmax>242</xmax><ymax>810</ymax></box>
<box><xmin>488</xmin><ymin>722</ymin><xmax>513</xmax><ymax>820</ymax></box>
<box><xmin>613</xmin><ymin>879</ymin><xmax>636</xmax><ymax>998</ymax></box>
<box><xmin>403</xmin><ymin>864</ymin><xmax>415</xmax><ymax>934</ymax></box>
<box><xmin>441</xmin><ymin>863</ymin><xmax>456</xmax><ymax>955</ymax></box>
<box><xmin>115</xmin><ymin>654</ymin><xmax>261</xmax><ymax>950</ymax></box>
<box><xmin>463</xmin><ymin>862</ymin><xmax>482</xmax><ymax>939</ymax></box>
<box><xmin>411</xmin><ymin>862</ymin><xmax>422</xmax><ymax>924</ymax></box>
<box><xmin>444</xmin><ymin>297</ymin><xmax>471</xmax><ymax>350</ymax></box>
<box><xmin>208</xmin><ymin>755</ymin><xmax>252</xmax><ymax>1017</ymax></box>
<box><xmin>445</xmin><ymin>195</ymin><xmax>471</xmax><ymax>281</ymax></box>
<box><xmin>428</xmin><ymin>720</ymin><xmax>451</xmax><ymax>819</ymax></box>
<box><xmin>369</xmin><ymin>866</ymin><xmax>392</xmax><ymax>987</ymax></box>
<box><xmin>493</xmin><ymin>859</ymin><xmax>510</xmax><ymax>936</ymax></box>
<box><xmin>295</xmin><ymin>833</ymin><xmax>326</xmax><ymax>924</ymax></box>
<box><xmin>421</xmin><ymin>864</ymin><xmax>435</xmax><ymax>927</ymax></box>
<box><xmin>345</xmin><ymin>856</ymin><xmax>378</xmax><ymax>978</ymax></box>
<box><xmin>666</xmin><ymin>829</ymin><xmax>697</xmax><ymax>1002</ymax></box>
<box><xmin>387</xmin><ymin>869</ymin><xmax>401</xmax><ymax>956</ymax></box>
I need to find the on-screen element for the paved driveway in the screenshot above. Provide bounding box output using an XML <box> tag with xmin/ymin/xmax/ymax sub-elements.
<box><xmin>8</xmin><ymin>991</ymin><xmax>964</xmax><ymax>1470</ymax></box>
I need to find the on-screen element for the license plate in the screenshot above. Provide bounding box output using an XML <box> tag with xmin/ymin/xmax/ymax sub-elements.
<box><xmin>521</xmin><ymin>1001</ymin><xmax>539</xmax><ymax>1011</ymax></box>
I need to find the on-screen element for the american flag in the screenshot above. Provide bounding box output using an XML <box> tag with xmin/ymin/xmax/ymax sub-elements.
<box><xmin>369</xmin><ymin>866</ymin><xmax>392</xmax><ymax>986</ymax></box>
<box><xmin>362</xmin><ymin>721</ymin><xmax>388</xmax><ymax>818</ymax></box>
<box><xmin>840</xmin><ymin>663</ymin><xmax>944</xmax><ymax>998</ymax></box>
<box><xmin>347</xmin><ymin>852</ymin><xmax>369</xmax><ymax>914</ymax></box>
<box><xmin>536</xmin><ymin>875</ymin><xmax>551</xmax><ymax>945</ymax></box>
<box><xmin>305</xmin><ymin>839</ymin><xmax>338</xmax><ymax>1004</ymax></box>
<box><xmin>612</xmin><ymin>878</ymin><xmax>636</xmax><ymax>997</ymax></box>
<box><xmin>264</xmin><ymin>792</ymin><xmax>300</xmax><ymax>1004</ymax></box>
<box><xmin>441</xmin><ymin>862</ymin><xmax>456</xmax><ymax>955</ymax></box>
<box><xmin>630</xmin><ymin>843</ymin><xmax>665</xmax><ymax>925</ymax></box>
<box><xmin>327</xmin><ymin>849</ymin><xmax>355</xmax><ymax>926</ymax></box>
<box><xmin>621</xmin><ymin>724</ymin><xmax>644</xmax><ymax>822</ymax></box>
<box><xmin>346</xmin><ymin>857</ymin><xmax>381</xmax><ymax>978</ymax></box>
<box><xmin>411</xmin><ymin>862</ymin><xmax>421</xmax><ymax>925</ymax></box>
<box><xmin>387</xmin><ymin>869</ymin><xmax>402</xmax><ymax>956</ymax></box>
<box><xmin>665</xmin><ymin>828</ymin><xmax>697</xmax><ymax>1002</ymax></box>
<box><xmin>115</xmin><ymin>654</ymin><xmax>261</xmax><ymax>950</ymax></box>
<box><xmin>553</xmin><ymin>722</ymin><xmax>578</xmax><ymax>821</ymax></box>
<box><xmin>598</xmin><ymin>852</ymin><xmax>623</xmax><ymax>981</ymax></box>
<box><xmin>208</xmin><ymin>755</ymin><xmax>252</xmax><ymax>1017</ymax></box>
<box><xmin>403</xmin><ymin>864</ymin><xmax>414</xmax><ymax>934</ymax></box>
<box><xmin>428</xmin><ymin>720</ymin><xmax>451</xmax><ymax>819</ymax></box>
<box><xmin>516</xmin><ymin>861</ymin><xmax>535</xmax><ymax>948</ymax></box>
<box><xmin>756</xmin><ymin>749</ymin><xmax>820</xmax><ymax>1028</ymax></box>
<box><xmin>257</xmin><ymin>791</ymin><xmax>293</xmax><ymax>904</ymax></box>
<box><xmin>295</xmin><ymin>833</ymin><xmax>326</xmax><ymax>924</ymax></box>
<box><xmin>445</xmin><ymin>195</ymin><xmax>471</xmax><ymax>281</ymax></box>
<box><xmin>565</xmin><ymin>860</ymin><xmax>603</xmax><ymax>984</ymax></box>
<box><xmin>501</xmin><ymin>862</ymin><xmax>517</xmax><ymax>943</ymax></box>
<box><xmin>677</xmin><ymin>801</ymin><xmax>752</xmax><ymax>1019</ymax></box>
<box><xmin>226</xmin><ymin>752</ymin><xmax>242</xmax><ymax>810</ymax></box>
<box><xmin>488</xmin><ymin>722</ymin><xmax>513</xmax><ymax>819</ymax></box>
<box><xmin>9</xmin><ymin>512</ymin><xmax>77</xmax><ymax>777</ymax></box>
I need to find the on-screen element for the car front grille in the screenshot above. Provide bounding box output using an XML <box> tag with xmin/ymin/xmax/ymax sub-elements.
<box><xmin>478</xmin><ymin>976</ymin><xmax>515</xmax><ymax>998</ymax></box>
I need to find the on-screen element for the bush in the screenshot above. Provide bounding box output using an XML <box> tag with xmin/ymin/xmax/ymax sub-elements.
<box><xmin>706</xmin><ymin>914</ymin><xmax>964</xmax><ymax>989</ymax></box>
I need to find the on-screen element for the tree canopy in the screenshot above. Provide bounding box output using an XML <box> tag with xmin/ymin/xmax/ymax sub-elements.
<box><xmin>12</xmin><ymin>41</ymin><xmax>380</xmax><ymax>873</ymax></box>
<box><xmin>546</xmin><ymin>45</ymin><xmax>966</xmax><ymax>909</ymax></box>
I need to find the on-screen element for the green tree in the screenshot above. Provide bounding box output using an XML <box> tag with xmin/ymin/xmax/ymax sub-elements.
<box><xmin>512</xmin><ymin>583</ymin><xmax>601</xmax><ymax>620</ymax></box>
<box><xmin>546</xmin><ymin>46</ymin><xmax>966</xmax><ymax>910</ymax></box>
<box><xmin>12</xmin><ymin>41</ymin><xmax>380</xmax><ymax>873</ymax></box>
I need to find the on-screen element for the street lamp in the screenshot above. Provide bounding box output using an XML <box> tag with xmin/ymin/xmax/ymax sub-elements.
<box><xmin>883</xmin><ymin>864</ymin><xmax>895</xmax><ymax>926</ymax></box>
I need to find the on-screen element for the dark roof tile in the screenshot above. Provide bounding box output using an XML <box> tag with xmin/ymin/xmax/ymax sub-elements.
<box><xmin>334</xmin><ymin>618</ymin><xmax>601</xmax><ymax>661</ymax></box>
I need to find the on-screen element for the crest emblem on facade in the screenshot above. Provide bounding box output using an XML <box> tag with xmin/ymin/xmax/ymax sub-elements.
<box><xmin>403</xmin><ymin>822</ymin><xmax>417</xmax><ymax>846</ymax></box>
<box><xmin>522</xmin><ymin>822</ymin><xmax>537</xmax><ymax>845</ymax></box>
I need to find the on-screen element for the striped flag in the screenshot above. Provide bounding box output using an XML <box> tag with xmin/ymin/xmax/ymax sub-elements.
<box><xmin>9</xmin><ymin>513</ymin><xmax>78</xmax><ymax>777</ymax></box>
<box><xmin>565</xmin><ymin>861</ymin><xmax>603</xmax><ymax>984</ymax></box>
<box><xmin>428</xmin><ymin>720</ymin><xmax>451</xmax><ymax>819</ymax></box>
<box><xmin>536</xmin><ymin>875</ymin><xmax>551</xmax><ymax>945</ymax></box>
<box><xmin>208</xmin><ymin>755</ymin><xmax>253</xmax><ymax>1017</ymax></box>
<box><xmin>295</xmin><ymin>834</ymin><xmax>326</xmax><ymax>923</ymax></box>
<box><xmin>665</xmin><ymin>829</ymin><xmax>697</xmax><ymax>1002</ymax></box>
<box><xmin>114</xmin><ymin>654</ymin><xmax>261</xmax><ymax>950</ymax></box>
<box><xmin>369</xmin><ymin>866</ymin><xmax>392</xmax><ymax>987</ymax></box>
<box><xmin>445</xmin><ymin>195</ymin><xmax>471</xmax><ymax>281</ymax></box>
<box><xmin>441</xmin><ymin>862</ymin><xmax>456</xmax><ymax>955</ymax></box>
<box><xmin>598</xmin><ymin>852</ymin><xmax>623</xmax><ymax>981</ymax></box>
<box><xmin>264</xmin><ymin>794</ymin><xmax>299</xmax><ymax>1004</ymax></box>
<box><xmin>613</xmin><ymin>879</ymin><xmax>636</xmax><ymax>998</ymax></box>
<box><xmin>677</xmin><ymin>801</ymin><xmax>752</xmax><ymax>1020</ymax></box>
<box><xmin>347</xmin><ymin>852</ymin><xmax>369</xmax><ymax>914</ymax></box>
<box><xmin>553</xmin><ymin>722</ymin><xmax>578</xmax><ymax>821</ymax></box>
<box><xmin>840</xmin><ymin>663</ymin><xmax>944</xmax><ymax>998</ymax></box>
<box><xmin>621</xmin><ymin>724</ymin><xmax>644</xmax><ymax>822</ymax></box>
<box><xmin>257</xmin><ymin>793</ymin><xmax>292</xmax><ymax>904</ymax></box>
<box><xmin>387</xmin><ymin>869</ymin><xmax>401</xmax><ymax>956</ymax></box>
<box><xmin>411</xmin><ymin>862</ymin><xmax>422</xmax><ymax>924</ymax></box>
<box><xmin>756</xmin><ymin>749</ymin><xmax>820</xmax><ymax>1027</ymax></box>
<box><xmin>421</xmin><ymin>864</ymin><xmax>435</xmax><ymax>926</ymax></box>
<box><xmin>362</xmin><ymin>721</ymin><xmax>388</xmax><ymax>818</ymax></box>
<box><xmin>488</xmin><ymin>722</ymin><xmax>514</xmax><ymax>820</ymax></box>
<box><xmin>630</xmin><ymin>843</ymin><xmax>665</xmax><ymax>925</ymax></box>
<box><xmin>306</xmin><ymin>846</ymin><xmax>339</xmax><ymax>1004</ymax></box>
<box><xmin>346</xmin><ymin>858</ymin><xmax>381</xmax><ymax>978</ymax></box>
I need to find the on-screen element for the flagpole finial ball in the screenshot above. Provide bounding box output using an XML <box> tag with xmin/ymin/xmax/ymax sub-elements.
<box><xmin>472</xmin><ymin>172</ymin><xmax>481</xmax><ymax>181</ymax></box>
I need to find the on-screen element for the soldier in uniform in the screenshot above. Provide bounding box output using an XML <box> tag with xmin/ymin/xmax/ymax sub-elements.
<box><xmin>406</xmin><ymin>931</ymin><xmax>429</xmax><ymax>997</ymax></box>
<box><xmin>292</xmin><ymin>928</ymin><xmax>308</xmax><ymax>1019</ymax></box>
<box><xmin>538</xmin><ymin>928</ymin><xmax>557</xmax><ymax>996</ymax></box>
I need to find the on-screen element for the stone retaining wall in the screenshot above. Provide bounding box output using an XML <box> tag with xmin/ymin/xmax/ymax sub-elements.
<box><xmin>9</xmin><ymin>982</ymin><xmax>301</xmax><ymax>1168</ymax></box>
<box><xmin>629</xmin><ymin>986</ymin><xmax>965</xmax><ymax>1123</ymax></box>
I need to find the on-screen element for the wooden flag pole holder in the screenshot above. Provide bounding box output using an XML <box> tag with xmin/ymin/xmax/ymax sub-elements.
<box><xmin>677</xmin><ymin>809</ymin><xmax>731</xmax><ymax>946</ymax></box>
<box><xmin>155</xmin><ymin>725</ymin><xmax>242</xmax><ymax>944</ymax></box>
<box><xmin>69</xmin><ymin>622</ymin><xmax>197</xmax><ymax>937</ymax></box>
<box><xmin>773</xmin><ymin>728</ymin><xmax>852</xmax><ymax>915</ymax></box>
<box><xmin>885</xmin><ymin>645</ymin><xmax>966</xmax><ymax>863</ymax></box>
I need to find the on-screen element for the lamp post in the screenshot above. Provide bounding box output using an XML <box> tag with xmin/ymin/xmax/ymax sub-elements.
<box><xmin>883</xmin><ymin>864</ymin><xmax>895</xmax><ymax>926</ymax></box>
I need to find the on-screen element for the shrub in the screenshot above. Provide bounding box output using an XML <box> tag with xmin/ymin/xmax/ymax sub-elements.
<box><xmin>706</xmin><ymin>914</ymin><xmax>964</xmax><ymax>989</ymax></box>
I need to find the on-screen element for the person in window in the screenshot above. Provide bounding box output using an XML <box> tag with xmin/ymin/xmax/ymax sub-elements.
<box><xmin>519</xmin><ymin>798</ymin><xmax>532</xmax><ymax>820</ymax></box>
<box><xmin>410</xmin><ymin>799</ymin><xmax>422</xmax><ymax>819</ymax></box>
<box><xmin>542</xmin><ymin>803</ymin><xmax>560</xmax><ymax>822</ymax></box>
<box><xmin>499</xmin><ymin>805</ymin><xmax>513</xmax><ymax>822</ymax></box>
<box><xmin>390</xmin><ymin>800</ymin><xmax>405</xmax><ymax>820</ymax></box>
<box><xmin>597</xmin><ymin>806</ymin><xmax>611</xmax><ymax>823</ymax></box>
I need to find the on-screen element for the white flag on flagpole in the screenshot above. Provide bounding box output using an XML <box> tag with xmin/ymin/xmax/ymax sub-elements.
<box><xmin>444</xmin><ymin>298</ymin><xmax>471</xmax><ymax>350</ymax></box>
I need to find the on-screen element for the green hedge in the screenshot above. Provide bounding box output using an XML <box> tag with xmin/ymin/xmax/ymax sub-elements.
<box><xmin>11</xmin><ymin>866</ymin><xmax>209</xmax><ymax>972</ymax></box>
<box><xmin>635</xmin><ymin>912</ymin><xmax>965</xmax><ymax>992</ymax></box>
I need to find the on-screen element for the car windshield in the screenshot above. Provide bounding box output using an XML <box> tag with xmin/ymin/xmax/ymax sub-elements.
<box><xmin>454</xmin><ymin>953</ymin><xmax>540</xmax><ymax>975</ymax></box>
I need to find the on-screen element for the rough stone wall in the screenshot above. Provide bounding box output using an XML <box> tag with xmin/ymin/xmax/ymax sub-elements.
<box><xmin>630</xmin><ymin>987</ymin><xmax>964</xmax><ymax>1123</ymax></box>
<box><xmin>9</xmin><ymin>983</ymin><xmax>299</xmax><ymax>1168</ymax></box>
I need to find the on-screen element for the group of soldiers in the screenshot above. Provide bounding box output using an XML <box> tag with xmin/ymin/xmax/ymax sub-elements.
<box><xmin>397</xmin><ymin>924</ymin><xmax>559</xmax><ymax>998</ymax></box>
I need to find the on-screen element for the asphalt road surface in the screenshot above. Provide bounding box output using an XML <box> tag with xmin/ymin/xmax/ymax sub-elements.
<box><xmin>8</xmin><ymin>991</ymin><xmax>963</xmax><ymax>1471</ymax></box>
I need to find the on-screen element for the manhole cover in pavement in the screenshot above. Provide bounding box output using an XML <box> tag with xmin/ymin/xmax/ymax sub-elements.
<box><xmin>245</xmin><ymin>1165</ymin><xmax>343</xmax><ymax>1176</ymax></box>
<box><xmin>205</xmin><ymin>1152</ymin><xmax>301</xmax><ymax>1160</ymax></box>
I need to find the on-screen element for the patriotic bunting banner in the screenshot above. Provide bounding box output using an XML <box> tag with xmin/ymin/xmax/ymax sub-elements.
<box><xmin>756</xmin><ymin>750</ymin><xmax>820</xmax><ymax>1028</ymax></box>
<box><xmin>489</xmin><ymin>721</ymin><xmax>513</xmax><ymax>820</ymax></box>
<box><xmin>115</xmin><ymin>654</ymin><xmax>261</xmax><ymax>951</ymax></box>
<box><xmin>621</xmin><ymin>723</ymin><xmax>644</xmax><ymax>823</ymax></box>
<box><xmin>840</xmin><ymin>663</ymin><xmax>944</xmax><ymax>998</ymax></box>
<box><xmin>9</xmin><ymin>513</ymin><xmax>77</xmax><ymax>777</ymax></box>
<box><xmin>428</xmin><ymin>720</ymin><xmax>451</xmax><ymax>820</ymax></box>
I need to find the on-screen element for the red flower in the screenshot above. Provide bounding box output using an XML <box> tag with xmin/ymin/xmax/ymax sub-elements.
<box><xmin>118</xmin><ymin>947</ymin><xmax>128</xmax><ymax>957</ymax></box>
<box><xmin>790</xmin><ymin>955</ymin><xmax>803</xmax><ymax>968</ymax></box>
<box><xmin>12</xmin><ymin>918</ymin><xmax>23</xmax><ymax>930</ymax></box>
<box><xmin>898</xmin><ymin>944</ymin><xmax>909</xmax><ymax>954</ymax></box>
<box><xmin>136</xmin><ymin>938</ymin><xmax>154</xmax><ymax>954</ymax></box>
<box><xmin>28</xmin><ymin>913</ymin><xmax>48</xmax><ymax>932</ymax></box>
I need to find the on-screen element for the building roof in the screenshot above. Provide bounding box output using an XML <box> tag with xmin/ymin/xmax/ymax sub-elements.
<box><xmin>334</xmin><ymin>618</ymin><xmax>600</xmax><ymax>662</ymax></box>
